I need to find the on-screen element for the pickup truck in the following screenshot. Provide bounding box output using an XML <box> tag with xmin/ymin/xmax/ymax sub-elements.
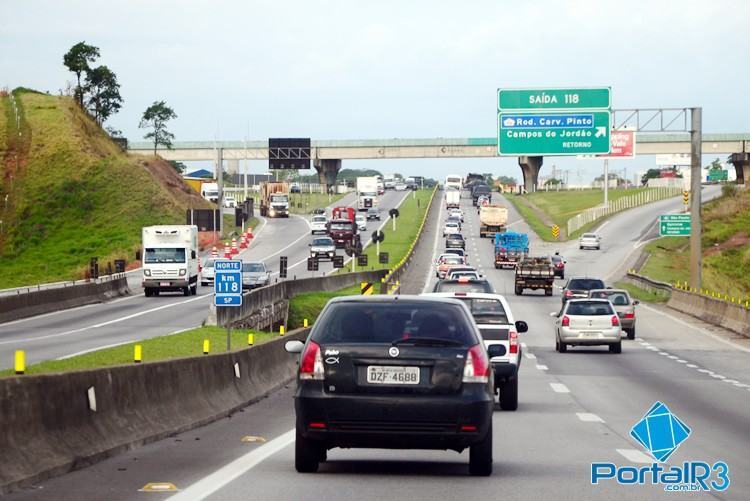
<box><xmin>514</xmin><ymin>256</ymin><xmax>555</xmax><ymax>296</ymax></box>
<box><xmin>494</xmin><ymin>232</ymin><xmax>529</xmax><ymax>269</ymax></box>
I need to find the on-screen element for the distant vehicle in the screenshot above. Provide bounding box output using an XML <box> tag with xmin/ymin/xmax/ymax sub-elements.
<box><xmin>200</xmin><ymin>258</ymin><xmax>215</xmax><ymax>287</ymax></box>
<box><xmin>444</xmin><ymin>175</ymin><xmax>463</xmax><ymax>191</ymax></box>
<box><xmin>332</xmin><ymin>206</ymin><xmax>356</xmax><ymax>221</ymax></box>
<box><xmin>311</xmin><ymin>207</ymin><xmax>326</xmax><ymax>215</ymax></box>
<box><xmin>589</xmin><ymin>289</ymin><xmax>639</xmax><ymax>339</ymax></box>
<box><xmin>423</xmin><ymin>292</ymin><xmax>527</xmax><ymax>411</ymax></box>
<box><xmin>479</xmin><ymin>205</ymin><xmax>508</xmax><ymax>238</ymax></box>
<box><xmin>579</xmin><ymin>233</ymin><xmax>601</xmax><ymax>250</ymax></box>
<box><xmin>405</xmin><ymin>178</ymin><xmax>418</xmax><ymax>190</ymax></box>
<box><xmin>443</xmin><ymin>221</ymin><xmax>461</xmax><ymax>237</ymax></box>
<box><xmin>394</xmin><ymin>182</ymin><xmax>407</xmax><ymax>191</ymax></box>
<box><xmin>327</xmin><ymin>219</ymin><xmax>359</xmax><ymax>249</ymax></box>
<box><xmin>551</xmin><ymin>254</ymin><xmax>566</xmax><ymax>278</ymax></box>
<box><xmin>561</xmin><ymin>277</ymin><xmax>607</xmax><ymax>303</ymax></box>
<box><xmin>435</xmin><ymin>254</ymin><xmax>465</xmax><ymax>279</ymax></box>
<box><xmin>285</xmin><ymin>296</ymin><xmax>494</xmax><ymax>475</ymax></box>
<box><xmin>357</xmin><ymin>176</ymin><xmax>379</xmax><ymax>211</ymax></box>
<box><xmin>494</xmin><ymin>232</ymin><xmax>529</xmax><ymax>269</ymax></box>
<box><xmin>475</xmin><ymin>195</ymin><xmax>490</xmax><ymax>210</ymax></box>
<box><xmin>432</xmin><ymin>277</ymin><xmax>494</xmax><ymax>294</ymax></box>
<box><xmin>355</xmin><ymin>214</ymin><xmax>367</xmax><ymax>231</ymax></box>
<box><xmin>472</xmin><ymin>184</ymin><xmax>492</xmax><ymax>205</ymax></box>
<box><xmin>448</xmin><ymin>270</ymin><xmax>481</xmax><ymax>280</ymax></box>
<box><xmin>443</xmin><ymin>248</ymin><xmax>468</xmax><ymax>261</ymax></box>
<box><xmin>449</xmin><ymin>208</ymin><xmax>464</xmax><ymax>222</ymax></box>
<box><xmin>366</xmin><ymin>207</ymin><xmax>381</xmax><ymax>221</ymax></box>
<box><xmin>383</xmin><ymin>175</ymin><xmax>396</xmax><ymax>189</ymax></box>
<box><xmin>445</xmin><ymin>233</ymin><xmax>465</xmax><ymax>250</ymax></box>
<box><xmin>223</xmin><ymin>196</ymin><xmax>236</xmax><ymax>208</ymax></box>
<box><xmin>141</xmin><ymin>225</ymin><xmax>199</xmax><ymax>297</ymax></box>
<box><xmin>241</xmin><ymin>261</ymin><xmax>270</xmax><ymax>290</ymax></box>
<box><xmin>290</xmin><ymin>183</ymin><xmax>301</xmax><ymax>194</ymax></box>
<box><xmin>309</xmin><ymin>236</ymin><xmax>337</xmax><ymax>261</ymax></box>
<box><xmin>514</xmin><ymin>256</ymin><xmax>554</xmax><ymax>296</ymax></box>
<box><xmin>446</xmin><ymin>215</ymin><xmax>462</xmax><ymax>230</ymax></box>
<box><xmin>551</xmin><ymin>299</ymin><xmax>623</xmax><ymax>353</ymax></box>
<box><xmin>445</xmin><ymin>189</ymin><xmax>461</xmax><ymax>209</ymax></box>
<box><xmin>200</xmin><ymin>182</ymin><xmax>219</xmax><ymax>203</ymax></box>
<box><xmin>465</xmin><ymin>173</ymin><xmax>485</xmax><ymax>186</ymax></box>
<box><xmin>311</xmin><ymin>215</ymin><xmax>328</xmax><ymax>235</ymax></box>
<box><xmin>260</xmin><ymin>182</ymin><xmax>290</xmax><ymax>218</ymax></box>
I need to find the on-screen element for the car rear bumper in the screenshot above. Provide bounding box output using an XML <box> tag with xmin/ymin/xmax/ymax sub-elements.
<box><xmin>559</xmin><ymin>327</ymin><xmax>622</xmax><ymax>344</ymax></box>
<box><xmin>295</xmin><ymin>383</ymin><xmax>493</xmax><ymax>451</ymax></box>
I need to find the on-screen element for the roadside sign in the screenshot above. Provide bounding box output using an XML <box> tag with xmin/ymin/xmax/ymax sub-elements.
<box><xmin>371</xmin><ymin>230</ymin><xmax>385</xmax><ymax>244</ymax></box>
<box><xmin>389</xmin><ymin>208</ymin><xmax>400</xmax><ymax>218</ymax></box>
<box><xmin>214</xmin><ymin>260</ymin><xmax>242</xmax><ymax>306</ymax></box>
<box><xmin>498</xmin><ymin>87</ymin><xmax>611</xmax><ymax>111</ymax></box>
<box><xmin>357</xmin><ymin>254</ymin><xmax>368</xmax><ymax>267</ymax></box>
<box><xmin>497</xmin><ymin>111</ymin><xmax>611</xmax><ymax>156</ymax></box>
<box><xmin>551</xmin><ymin>225</ymin><xmax>560</xmax><ymax>239</ymax></box>
<box><xmin>307</xmin><ymin>257</ymin><xmax>318</xmax><ymax>271</ymax></box>
<box><xmin>659</xmin><ymin>215</ymin><xmax>691</xmax><ymax>237</ymax></box>
<box><xmin>708</xmin><ymin>169</ymin><xmax>728</xmax><ymax>182</ymax></box>
<box><xmin>379</xmin><ymin>252</ymin><xmax>389</xmax><ymax>264</ymax></box>
<box><xmin>333</xmin><ymin>255</ymin><xmax>344</xmax><ymax>268</ymax></box>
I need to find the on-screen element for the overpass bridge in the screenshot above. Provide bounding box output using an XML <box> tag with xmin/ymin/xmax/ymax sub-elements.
<box><xmin>128</xmin><ymin>133</ymin><xmax>750</xmax><ymax>190</ymax></box>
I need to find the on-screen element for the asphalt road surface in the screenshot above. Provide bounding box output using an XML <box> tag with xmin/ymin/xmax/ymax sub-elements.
<box><xmin>7</xmin><ymin>186</ymin><xmax>749</xmax><ymax>500</ymax></box>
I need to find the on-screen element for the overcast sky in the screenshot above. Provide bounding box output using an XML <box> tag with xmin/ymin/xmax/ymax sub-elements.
<box><xmin>2</xmin><ymin>0</ymin><xmax>748</xmax><ymax>183</ymax></box>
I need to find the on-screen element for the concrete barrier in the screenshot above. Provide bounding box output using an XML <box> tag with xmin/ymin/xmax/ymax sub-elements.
<box><xmin>0</xmin><ymin>328</ymin><xmax>308</xmax><ymax>494</ymax></box>
<box><xmin>0</xmin><ymin>276</ymin><xmax>130</xmax><ymax>324</ymax></box>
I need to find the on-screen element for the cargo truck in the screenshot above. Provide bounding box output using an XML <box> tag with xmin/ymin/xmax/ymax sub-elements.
<box><xmin>260</xmin><ymin>182</ymin><xmax>290</xmax><ymax>217</ymax></box>
<box><xmin>494</xmin><ymin>232</ymin><xmax>529</xmax><ymax>269</ymax></box>
<box><xmin>141</xmin><ymin>225</ymin><xmax>199</xmax><ymax>297</ymax></box>
<box><xmin>479</xmin><ymin>205</ymin><xmax>508</xmax><ymax>238</ymax></box>
<box><xmin>445</xmin><ymin>189</ymin><xmax>460</xmax><ymax>209</ymax></box>
<box><xmin>356</xmin><ymin>176</ymin><xmax>379</xmax><ymax>211</ymax></box>
<box><xmin>514</xmin><ymin>256</ymin><xmax>555</xmax><ymax>296</ymax></box>
<box><xmin>200</xmin><ymin>182</ymin><xmax>219</xmax><ymax>203</ymax></box>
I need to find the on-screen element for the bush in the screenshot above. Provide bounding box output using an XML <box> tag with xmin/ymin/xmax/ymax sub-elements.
<box><xmin>721</xmin><ymin>183</ymin><xmax>738</xmax><ymax>198</ymax></box>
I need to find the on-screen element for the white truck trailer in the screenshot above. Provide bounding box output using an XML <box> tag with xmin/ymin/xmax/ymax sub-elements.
<box><xmin>356</xmin><ymin>176</ymin><xmax>379</xmax><ymax>211</ymax></box>
<box><xmin>141</xmin><ymin>225</ymin><xmax>199</xmax><ymax>297</ymax></box>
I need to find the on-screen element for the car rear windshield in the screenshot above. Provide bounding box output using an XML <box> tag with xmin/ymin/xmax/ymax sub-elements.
<box><xmin>453</xmin><ymin>298</ymin><xmax>509</xmax><ymax>323</ymax></box>
<box><xmin>568</xmin><ymin>279</ymin><xmax>605</xmax><ymax>290</ymax></box>
<box><xmin>582</xmin><ymin>234</ymin><xmax>597</xmax><ymax>238</ymax></box>
<box><xmin>590</xmin><ymin>291</ymin><xmax>630</xmax><ymax>305</ymax></box>
<box><xmin>312</xmin><ymin>238</ymin><xmax>333</xmax><ymax>246</ymax></box>
<box><xmin>441</xmin><ymin>256</ymin><xmax>463</xmax><ymax>264</ymax></box>
<box><xmin>312</xmin><ymin>216</ymin><xmax>327</xmax><ymax>223</ymax></box>
<box><xmin>242</xmin><ymin>263</ymin><xmax>265</xmax><ymax>272</ymax></box>
<box><xmin>313</xmin><ymin>301</ymin><xmax>476</xmax><ymax>346</ymax></box>
<box><xmin>566</xmin><ymin>301</ymin><xmax>614</xmax><ymax>316</ymax></box>
<box><xmin>329</xmin><ymin>223</ymin><xmax>351</xmax><ymax>231</ymax></box>
<box><xmin>447</xmin><ymin>234</ymin><xmax>463</xmax><ymax>239</ymax></box>
<box><xmin>203</xmin><ymin>259</ymin><xmax>215</xmax><ymax>268</ymax></box>
<box><xmin>434</xmin><ymin>281</ymin><xmax>492</xmax><ymax>293</ymax></box>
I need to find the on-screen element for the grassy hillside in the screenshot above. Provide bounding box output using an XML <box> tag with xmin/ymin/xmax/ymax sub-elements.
<box><xmin>639</xmin><ymin>186</ymin><xmax>750</xmax><ymax>300</ymax></box>
<box><xmin>0</xmin><ymin>89</ymin><xmax>210</xmax><ymax>287</ymax></box>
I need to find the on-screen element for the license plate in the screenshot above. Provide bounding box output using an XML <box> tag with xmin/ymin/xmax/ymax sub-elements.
<box><xmin>159</xmin><ymin>282</ymin><xmax>170</xmax><ymax>286</ymax></box>
<box><xmin>366</xmin><ymin>366</ymin><xmax>419</xmax><ymax>385</ymax></box>
<box><xmin>581</xmin><ymin>331</ymin><xmax>601</xmax><ymax>336</ymax></box>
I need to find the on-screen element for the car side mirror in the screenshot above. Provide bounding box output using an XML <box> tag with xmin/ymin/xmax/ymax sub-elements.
<box><xmin>487</xmin><ymin>344</ymin><xmax>506</xmax><ymax>358</ymax></box>
<box><xmin>563</xmin><ymin>261</ymin><xmax>567</xmax><ymax>264</ymax></box>
<box><xmin>633</xmin><ymin>300</ymin><xmax>640</xmax><ymax>305</ymax></box>
<box><xmin>308</xmin><ymin>243</ymin><xmax>312</xmax><ymax>246</ymax></box>
<box><xmin>285</xmin><ymin>340</ymin><xmax>305</xmax><ymax>354</ymax></box>
<box><xmin>549</xmin><ymin>312</ymin><xmax>558</xmax><ymax>317</ymax></box>
<box><xmin>515</xmin><ymin>320</ymin><xmax>528</xmax><ymax>333</ymax></box>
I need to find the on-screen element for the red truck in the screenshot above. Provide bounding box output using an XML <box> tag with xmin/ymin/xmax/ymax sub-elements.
<box><xmin>328</xmin><ymin>207</ymin><xmax>359</xmax><ymax>249</ymax></box>
<box><xmin>332</xmin><ymin>206</ymin><xmax>356</xmax><ymax>221</ymax></box>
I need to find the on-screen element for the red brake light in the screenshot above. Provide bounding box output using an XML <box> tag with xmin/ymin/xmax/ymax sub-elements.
<box><xmin>509</xmin><ymin>330</ymin><xmax>519</xmax><ymax>354</ymax></box>
<box><xmin>463</xmin><ymin>344</ymin><xmax>489</xmax><ymax>383</ymax></box>
<box><xmin>561</xmin><ymin>315</ymin><xmax>570</xmax><ymax>327</ymax></box>
<box><xmin>624</xmin><ymin>312</ymin><xmax>635</xmax><ymax>319</ymax></box>
<box><xmin>460</xmin><ymin>425</ymin><xmax>477</xmax><ymax>432</ymax></box>
<box><xmin>458</xmin><ymin>277</ymin><xmax>470</xmax><ymax>283</ymax></box>
<box><xmin>611</xmin><ymin>315</ymin><xmax>620</xmax><ymax>327</ymax></box>
<box><xmin>308</xmin><ymin>421</ymin><xmax>327</xmax><ymax>429</ymax></box>
<box><xmin>299</xmin><ymin>341</ymin><xmax>324</xmax><ymax>380</ymax></box>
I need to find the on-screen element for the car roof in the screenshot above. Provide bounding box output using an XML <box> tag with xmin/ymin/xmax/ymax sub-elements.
<box><xmin>447</xmin><ymin>233</ymin><xmax>463</xmax><ymax>238</ymax></box>
<box><xmin>566</xmin><ymin>298</ymin><xmax>611</xmax><ymax>303</ymax></box>
<box><xmin>589</xmin><ymin>288</ymin><xmax>628</xmax><ymax>294</ymax></box>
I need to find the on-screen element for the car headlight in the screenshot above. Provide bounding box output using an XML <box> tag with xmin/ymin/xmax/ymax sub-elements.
<box><xmin>144</xmin><ymin>269</ymin><xmax>151</xmax><ymax>277</ymax></box>
<box><xmin>179</xmin><ymin>268</ymin><xmax>187</xmax><ymax>276</ymax></box>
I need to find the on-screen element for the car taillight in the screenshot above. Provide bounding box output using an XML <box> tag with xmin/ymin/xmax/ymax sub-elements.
<box><xmin>624</xmin><ymin>312</ymin><xmax>635</xmax><ymax>319</ymax></box>
<box><xmin>561</xmin><ymin>315</ymin><xmax>570</xmax><ymax>327</ymax></box>
<box><xmin>458</xmin><ymin>277</ymin><xmax>470</xmax><ymax>283</ymax></box>
<box><xmin>463</xmin><ymin>344</ymin><xmax>489</xmax><ymax>383</ymax></box>
<box><xmin>556</xmin><ymin>263</ymin><xmax>563</xmax><ymax>268</ymax></box>
<box><xmin>565</xmin><ymin>290</ymin><xmax>574</xmax><ymax>297</ymax></box>
<box><xmin>299</xmin><ymin>341</ymin><xmax>324</xmax><ymax>380</ymax></box>
<box><xmin>509</xmin><ymin>330</ymin><xmax>519</xmax><ymax>354</ymax></box>
<box><xmin>611</xmin><ymin>315</ymin><xmax>620</xmax><ymax>327</ymax></box>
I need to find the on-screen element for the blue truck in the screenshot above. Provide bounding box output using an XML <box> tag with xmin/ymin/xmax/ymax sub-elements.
<box><xmin>494</xmin><ymin>232</ymin><xmax>529</xmax><ymax>269</ymax></box>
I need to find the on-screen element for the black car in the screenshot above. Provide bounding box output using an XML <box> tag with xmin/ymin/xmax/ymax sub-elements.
<box><xmin>433</xmin><ymin>278</ymin><xmax>494</xmax><ymax>293</ymax></box>
<box><xmin>445</xmin><ymin>233</ymin><xmax>465</xmax><ymax>249</ymax></box>
<box><xmin>291</xmin><ymin>185</ymin><xmax>301</xmax><ymax>193</ymax></box>
<box><xmin>561</xmin><ymin>277</ymin><xmax>606</xmax><ymax>303</ymax></box>
<box><xmin>366</xmin><ymin>208</ymin><xmax>381</xmax><ymax>221</ymax></box>
<box><xmin>551</xmin><ymin>255</ymin><xmax>566</xmax><ymax>279</ymax></box>
<box><xmin>471</xmin><ymin>185</ymin><xmax>492</xmax><ymax>205</ymax></box>
<box><xmin>285</xmin><ymin>296</ymin><xmax>494</xmax><ymax>476</ymax></box>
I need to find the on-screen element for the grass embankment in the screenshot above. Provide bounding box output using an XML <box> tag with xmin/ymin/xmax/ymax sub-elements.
<box><xmin>638</xmin><ymin>186</ymin><xmax>750</xmax><ymax>300</ymax></box>
<box><xmin>0</xmin><ymin>326</ymin><xmax>278</xmax><ymax>377</ymax></box>
<box><xmin>614</xmin><ymin>281</ymin><xmax>669</xmax><ymax>304</ymax></box>
<box><xmin>0</xmin><ymin>89</ymin><xmax>210</xmax><ymax>288</ymax></box>
<box><xmin>287</xmin><ymin>284</ymin><xmax>361</xmax><ymax>329</ymax></box>
<box><xmin>506</xmin><ymin>188</ymin><xmax>651</xmax><ymax>241</ymax></box>
<box><xmin>288</xmin><ymin>192</ymin><xmax>345</xmax><ymax>214</ymax></box>
<box><xmin>222</xmin><ymin>215</ymin><xmax>260</xmax><ymax>240</ymax></box>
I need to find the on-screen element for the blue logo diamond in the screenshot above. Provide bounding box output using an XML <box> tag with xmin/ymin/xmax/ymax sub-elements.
<box><xmin>630</xmin><ymin>401</ymin><xmax>691</xmax><ymax>462</ymax></box>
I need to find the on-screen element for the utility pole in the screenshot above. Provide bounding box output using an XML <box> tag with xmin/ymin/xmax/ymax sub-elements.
<box><xmin>216</xmin><ymin>147</ymin><xmax>223</xmax><ymax>235</ymax></box>
<box><xmin>243</xmin><ymin>135</ymin><xmax>248</xmax><ymax>202</ymax></box>
<box><xmin>689</xmin><ymin>107</ymin><xmax>702</xmax><ymax>291</ymax></box>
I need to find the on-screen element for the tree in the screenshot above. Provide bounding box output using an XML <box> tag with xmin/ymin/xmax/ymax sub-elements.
<box><xmin>545</xmin><ymin>178</ymin><xmax>563</xmax><ymax>186</ymax></box>
<box><xmin>497</xmin><ymin>175</ymin><xmax>518</xmax><ymax>186</ymax></box>
<box><xmin>640</xmin><ymin>168</ymin><xmax>662</xmax><ymax>186</ymax></box>
<box><xmin>482</xmin><ymin>173</ymin><xmax>495</xmax><ymax>186</ymax></box>
<box><xmin>168</xmin><ymin>161</ymin><xmax>187</xmax><ymax>174</ymax></box>
<box><xmin>707</xmin><ymin>158</ymin><xmax>723</xmax><ymax>171</ymax></box>
<box><xmin>139</xmin><ymin>101</ymin><xmax>177</xmax><ymax>155</ymax></box>
<box><xmin>63</xmin><ymin>42</ymin><xmax>100</xmax><ymax>107</ymax></box>
<box><xmin>84</xmin><ymin>65</ymin><xmax>122</xmax><ymax>124</ymax></box>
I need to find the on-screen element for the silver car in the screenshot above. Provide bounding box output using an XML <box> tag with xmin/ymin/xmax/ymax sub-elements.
<box><xmin>579</xmin><ymin>233</ymin><xmax>601</xmax><ymax>250</ymax></box>
<box><xmin>200</xmin><ymin>258</ymin><xmax>215</xmax><ymax>287</ymax></box>
<box><xmin>242</xmin><ymin>261</ymin><xmax>270</xmax><ymax>290</ymax></box>
<box><xmin>309</xmin><ymin>236</ymin><xmax>336</xmax><ymax>261</ymax></box>
<box><xmin>588</xmin><ymin>289</ymin><xmax>639</xmax><ymax>339</ymax></box>
<box><xmin>551</xmin><ymin>299</ymin><xmax>623</xmax><ymax>353</ymax></box>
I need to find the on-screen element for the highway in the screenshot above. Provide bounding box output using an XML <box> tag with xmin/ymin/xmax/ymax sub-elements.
<box><xmin>8</xmin><ymin>185</ymin><xmax>749</xmax><ymax>500</ymax></box>
<box><xmin>0</xmin><ymin>190</ymin><xmax>410</xmax><ymax>368</ymax></box>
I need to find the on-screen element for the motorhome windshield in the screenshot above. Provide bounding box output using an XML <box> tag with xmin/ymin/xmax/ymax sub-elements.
<box><xmin>144</xmin><ymin>248</ymin><xmax>186</xmax><ymax>264</ymax></box>
<box><xmin>271</xmin><ymin>194</ymin><xmax>288</xmax><ymax>203</ymax></box>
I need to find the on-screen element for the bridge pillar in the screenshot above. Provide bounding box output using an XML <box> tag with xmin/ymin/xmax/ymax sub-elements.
<box><xmin>518</xmin><ymin>156</ymin><xmax>543</xmax><ymax>193</ymax></box>
<box><xmin>314</xmin><ymin>159</ymin><xmax>342</xmax><ymax>192</ymax></box>
<box><xmin>729</xmin><ymin>152</ymin><xmax>749</xmax><ymax>184</ymax></box>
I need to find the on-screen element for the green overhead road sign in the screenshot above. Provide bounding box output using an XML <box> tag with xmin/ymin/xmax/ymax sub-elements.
<box><xmin>659</xmin><ymin>214</ymin><xmax>691</xmax><ymax>236</ymax></box>
<box><xmin>708</xmin><ymin>169</ymin><xmax>728</xmax><ymax>182</ymax></box>
<box><xmin>498</xmin><ymin>87</ymin><xmax>611</xmax><ymax>111</ymax></box>
<box><xmin>497</xmin><ymin>111</ymin><xmax>611</xmax><ymax>156</ymax></box>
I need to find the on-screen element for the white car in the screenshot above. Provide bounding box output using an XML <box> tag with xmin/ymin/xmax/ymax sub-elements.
<box><xmin>223</xmin><ymin>196</ymin><xmax>236</xmax><ymax>208</ymax></box>
<box><xmin>551</xmin><ymin>298</ymin><xmax>623</xmax><ymax>353</ymax></box>
<box><xmin>200</xmin><ymin>258</ymin><xmax>215</xmax><ymax>286</ymax></box>
<box><xmin>311</xmin><ymin>214</ymin><xmax>328</xmax><ymax>235</ymax></box>
<box><xmin>443</xmin><ymin>221</ymin><xmax>460</xmax><ymax>237</ymax></box>
<box><xmin>422</xmin><ymin>292</ymin><xmax>527</xmax><ymax>411</ymax></box>
<box><xmin>449</xmin><ymin>208</ymin><xmax>464</xmax><ymax>222</ymax></box>
<box><xmin>355</xmin><ymin>214</ymin><xmax>367</xmax><ymax>231</ymax></box>
<box><xmin>448</xmin><ymin>270</ymin><xmax>481</xmax><ymax>280</ymax></box>
<box><xmin>394</xmin><ymin>182</ymin><xmax>407</xmax><ymax>191</ymax></box>
<box><xmin>579</xmin><ymin>233</ymin><xmax>601</xmax><ymax>250</ymax></box>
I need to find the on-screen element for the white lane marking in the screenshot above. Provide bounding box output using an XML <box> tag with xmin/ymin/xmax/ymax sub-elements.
<box><xmin>723</xmin><ymin>379</ymin><xmax>739</xmax><ymax>384</ymax></box>
<box><xmin>166</xmin><ymin>429</ymin><xmax>295</xmax><ymax>501</ymax></box>
<box><xmin>710</xmin><ymin>374</ymin><xmax>726</xmax><ymax>379</ymax></box>
<box><xmin>255</xmin><ymin>221</ymin><xmax>316</xmax><ymax>263</ymax></box>
<box><xmin>0</xmin><ymin>295</ymin><xmax>207</xmax><ymax>345</ymax></box>
<box><xmin>525</xmin><ymin>353</ymin><xmax>536</xmax><ymax>360</ymax></box>
<box><xmin>422</xmin><ymin>195</ymin><xmax>446</xmax><ymax>293</ymax></box>
<box><xmin>646</xmin><ymin>346</ymin><xmax>659</xmax><ymax>351</ymax></box>
<box><xmin>667</xmin><ymin>355</ymin><xmax>678</xmax><ymax>360</ymax></box>
<box><xmin>639</xmin><ymin>304</ymin><xmax>750</xmax><ymax>354</ymax></box>
<box><xmin>686</xmin><ymin>364</ymin><xmax>698</xmax><ymax>368</ymax></box>
<box><xmin>550</xmin><ymin>383</ymin><xmax>570</xmax><ymax>393</ymax></box>
<box><xmin>577</xmin><ymin>413</ymin><xmax>604</xmax><ymax>423</ymax></box>
<box><xmin>698</xmin><ymin>369</ymin><xmax>713</xmax><ymax>374</ymax></box>
<box><xmin>536</xmin><ymin>364</ymin><xmax>548</xmax><ymax>371</ymax></box>
<box><xmin>676</xmin><ymin>359</ymin><xmax>687</xmax><ymax>363</ymax></box>
<box><xmin>617</xmin><ymin>448</ymin><xmax>653</xmax><ymax>464</ymax></box>
<box><xmin>658</xmin><ymin>352</ymin><xmax>669</xmax><ymax>356</ymax></box>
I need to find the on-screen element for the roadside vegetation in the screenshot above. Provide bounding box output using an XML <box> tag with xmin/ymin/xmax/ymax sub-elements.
<box><xmin>288</xmin><ymin>191</ymin><xmax>345</xmax><ymax>214</ymax></box>
<box><xmin>638</xmin><ymin>185</ymin><xmax>750</xmax><ymax>300</ymax></box>
<box><xmin>287</xmin><ymin>284</ymin><xmax>361</xmax><ymax>329</ymax></box>
<box><xmin>614</xmin><ymin>281</ymin><xmax>669</xmax><ymax>304</ymax></box>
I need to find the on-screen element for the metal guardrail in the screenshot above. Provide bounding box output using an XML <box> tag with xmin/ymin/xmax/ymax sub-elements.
<box><xmin>0</xmin><ymin>272</ymin><xmax>130</xmax><ymax>297</ymax></box>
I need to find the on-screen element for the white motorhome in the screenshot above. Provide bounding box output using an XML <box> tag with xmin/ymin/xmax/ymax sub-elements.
<box><xmin>356</xmin><ymin>176</ymin><xmax>379</xmax><ymax>211</ymax></box>
<box><xmin>201</xmin><ymin>182</ymin><xmax>219</xmax><ymax>203</ymax></box>
<box><xmin>445</xmin><ymin>175</ymin><xmax>463</xmax><ymax>191</ymax></box>
<box><xmin>141</xmin><ymin>225</ymin><xmax>199</xmax><ymax>297</ymax></box>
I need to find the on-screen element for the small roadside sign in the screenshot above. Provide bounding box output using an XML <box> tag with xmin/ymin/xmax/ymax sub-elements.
<box><xmin>659</xmin><ymin>215</ymin><xmax>691</xmax><ymax>237</ymax></box>
<box><xmin>551</xmin><ymin>225</ymin><xmax>560</xmax><ymax>239</ymax></box>
<box><xmin>379</xmin><ymin>252</ymin><xmax>389</xmax><ymax>264</ymax></box>
<box><xmin>333</xmin><ymin>255</ymin><xmax>344</xmax><ymax>268</ymax></box>
<box><xmin>357</xmin><ymin>254</ymin><xmax>368</xmax><ymax>267</ymax></box>
<box><xmin>214</xmin><ymin>260</ymin><xmax>242</xmax><ymax>307</ymax></box>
